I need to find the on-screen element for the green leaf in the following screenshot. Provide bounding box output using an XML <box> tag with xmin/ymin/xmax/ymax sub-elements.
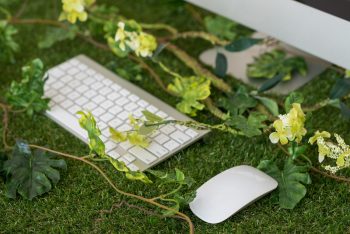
<box><xmin>258</xmin><ymin>158</ymin><xmax>311</xmax><ymax>209</ymax></box>
<box><xmin>340</xmin><ymin>101</ymin><xmax>350</xmax><ymax>120</ymax></box>
<box><xmin>204</xmin><ymin>15</ymin><xmax>237</xmax><ymax>40</ymax></box>
<box><xmin>247</xmin><ymin>49</ymin><xmax>307</xmax><ymax>81</ymax></box>
<box><xmin>77</xmin><ymin>111</ymin><xmax>105</xmax><ymax>156</ymax></box>
<box><xmin>109</xmin><ymin>127</ymin><xmax>127</xmax><ymax>142</ymax></box>
<box><xmin>38</xmin><ymin>25</ymin><xmax>78</xmax><ymax>49</ymax></box>
<box><xmin>329</xmin><ymin>78</ymin><xmax>350</xmax><ymax>99</ymax></box>
<box><xmin>3</xmin><ymin>140</ymin><xmax>67</xmax><ymax>200</ymax></box>
<box><xmin>0</xmin><ymin>151</ymin><xmax>7</xmax><ymax>181</ymax></box>
<box><xmin>346</xmin><ymin>70</ymin><xmax>350</xmax><ymax>78</ymax></box>
<box><xmin>284</xmin><ymin>92</ymin><xmax>304</xmax><ymax>112</ymax></box>
<box><xmin>167</xmin><ymin>76</ymin><xmax>211</xmax><ymax>116</ymax></box>
<box><xmin>142</xmin><ymin>110</ymin><xmax>163</xmax><ymax>122</ymax></box>
<box><xmin>214</xmin><ymin>52</ymin><xmax>227</xmax><ymax>78</ymax></box>
<box><xmin>6</xmin><ymin>59</ymin><xmax>50</xmax><ymax>116</ymax></box>
<box><xmin>254</xmin><ymin>96</ymin><xmax>279</xmax><ymax>116</ymax></box>
<box><xmin>175</xmin><ymin>168</ymin><xmax>185</xmax><ymax>182</ymax></box>
<box><xmin>226</xmin><ymin>112</ymin><xmax>267</xmax><ymax>137</ymax></box>
<box><xmin>218</xmin><ymin>86</ymin><xmax>257</xmax><ymax>115</ymax></box>
<box><xmin>225</xmin><ymin>37</ymin><xmax>262</xmax><ymax>52</ymax></box>
<box><xmin>0</xmin><ymin>21</ymin><xmax>19</xmax><ymax>63</ymax></box>
<box><xmin>258</xmin><ymin>73</ymin><xmax>285</xmax><ymax>93</ymax></box>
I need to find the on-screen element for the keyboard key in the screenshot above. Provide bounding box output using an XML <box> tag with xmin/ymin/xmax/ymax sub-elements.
<box><xmin>118</xmin><ymin>157</ymin><xmax>129</xmax><ymax>165</ymax></box>
<box><xmin>86</xmin><ymin>68</ymin><xmax>96</xmax><ymax>76</ymax></box>
<box><xmin>76</xmin><ymin>85</ymin><xmax>89</xmax><ymax>93</ymax></box>
<box><xmin>117</xmin><ymin>124</ymin><xmax>132</xmax><ymax>132</ymax></box>
<box><xmin>83</xmin><ymin>102</ymin><xmax>97</xmax><ymax>110</ymax></box>
<box><xmin>54</xmin><ymin>94</ymin><xmax>65</xmax><ymax>103</ymax></box>
<box><xmin>119</xmin><ymin>141</ymin><xmax>133</xmax><ymax>151</ymax></box>
<box><xmin>93</xmin><ymin>95</ymin><xmax>106</xmax><ymax>104</ymax></box>
<box><xmin>76</xmin><ymin>96</ymin><xmax>88</xmax><ymax>106</ymax></box>
<box><xmin>108</xmin><ymin>150</ymin><xmax>120</xmax><ymax>159</ymax></box>
<box><xmin>110</xmin><ymin>106</ymin><xmax>123</xmax><ymax>115</ymax></box>
<box><xmin>59</xmin><ymin>63</ymin><xmax>71</xmax><ymax>70</ymax></box>
<box><xmin>100</xmin><ymin>112</ymin><xmax>114</xmax><ymax>123</ymax></box>
<box><xmin>163</xmin><ymin>140</ymin><xmax>180</xmax><ymax>151</ymax></box>
<box><xmin>146</xmin><ymin>142</ymin><xmax>168</xmax><ymax>158</ymax></box>
<box><xmin>69</xmin><ymin>59</ymin><xmax>79</xmax><ymax>66</ymax></box>
<box><xmin>75</xmin><ymin>72</ymin><xmax>88</xmax><ymax>80</ymax></box>
<box><xmin>154</xmin><ymin>134</ymin><xmax>170</xmax><ymax>144</ymax></box>
<box><xmin>105</xmin><ymin>141</ymin><xmax>118</xmax><ymax>152</ymax></box>
<box><xmin>49</xmin><ymin>68</ymin><xmax>64</xmax><ymax>78</ymax></box>
<box><xmin>124</xmin><ymin>153</ymin><xmax>136</xmax><ymax>162</ymax></box>
<box><xmin>91</xmin><ymin>107</ymin><xmax>105</xmax><ymax>117</ymax></box>
<box><xmin>61</xmin><ymin>99</ymin><xmax>73</xmax><ymax>109</ymax></box>
<box><xmin>156</xmin><ymin>111</ymin><xmax>168</xmax><ymax>118</ymax></box>
<box><xmin>83</xmin><ymin>77</ymin><xmax>95</xmax><ymax>85</ymax></box>
<box><xmin>53</xmin><ymin>81</ymin><xmax>64</xmax><ymax>89</ymax></box>
<box><xmin>117</xmin><ymin>111</ymin><xmax>129</xmax><ymax>120</ymax></box>
<box><xmin>120</xmin><ymin>89</ymin><xmax>130</xmax><ymax>96</ymax></box>
<box><xmin>102</xmin><ymin>128</ymin><xmax>110</xmax><ymax>137</ymax></box>
<box><xmin>61</xmin><ymin>75</ymin><xmax>73</xmax><ymax>83</ymax></box>
<box><xmin>78</xmin><ymin>64</ymin><xmax>87</xmax><ymax>70</ymax></box>
<box><xmin>69</xmin><ymin>80</ymin><xmax>80</xmax><ymax>88</ymax></box>
<box><xmin>170</xmin><ymin>131</ymin><xmax>191</xmax><ymax>144</ymax></box>
<box><xmin>107</xmin><ymin>92</ymin><xmax>121</xmax><ymax>101</ymax></box>
<box><xmin>129</xmin><ymin>147</ymin><xmax>157</xmax><ymax>164</ymax></box>
<box><xmin>124</xmin><ymin>103</ymin><xmax>138</xmax><ymax>112</ymax></box>
<box><xmin>116</xmin><ymin>97</ymin><xmax>129</xmax><ymax>106</ymax></box>
<box><xmin>67</xmin><ymin>67</ymin><xmax>79</xmax><ymax>76</ymax></box>
<box><xmin>137</xmin><ymin>100</ymin><xmax>149</xmax><ymax>108</ymax></box>
<box><xmin>160</xmin><ymin>125</ymin><xmax>176</xmax><ymax>135</ymax></box>
<box><xmin>127</xmin><ymin>163</ymin><xmax>139</xmax><ymax>171</ymax></box>
<box><xmin>129</xmin><ymin>94</ymin><xmax>139</xmax><ymax>102</ymax></box>
<box><xmin>100</xmin><ymin>100</ymin><xmax>114</xmax><ymax>109</ymax></box>
<box><xmin>67</xmin><ymin>92</ymin><xmax>80</xmax><ymax>100</ymax></box>
<box><xmin>185</xmin><ymin>129</ymin><xmax>199</xmax><ymax>138</ymax></box>
<box><xmin>46</xmin><ymin>89</ymin><xmax>58</xmax><ymax>98</ymax></box>
<box><xmin>109</xmin><ymin>118</ymin><xmax>123</xmax><ymax>128</ymax></box>
<box><xmin>98</xmin><ymin>121</ymin><xmax>107</xmax><ymax>130</ymax></box>
<box><xmin>68</xmin><ymin>105</ymin><xmax>81</xmax><ymax>115</ymax></box>
<box><xmin>102</xmin><ymin>79</ymin><xmax>113</xmax><ymax>86</ymax></box>
<box><xmin>84</xmin><ymin>90</ymin><xmax>97</xmax><ymax>99</ymax></box>
<box><xmin>99</xmin><ymin>87</ymin><xmax>112</xmax><ymax>95</ymax></box>
<box><xmin>146</xmin><ymin>105</ymin><xmax>158</xmax><ymax>113</ymax></box>
<box><xmin>111</xmin><ymin>84</ymin><xmax>121</xmax><ymax>91</ymax></box>
<box><xmin>90</xmin><ymin>82</ymin><xmax>103</xmax><ymax>90</ymax></box>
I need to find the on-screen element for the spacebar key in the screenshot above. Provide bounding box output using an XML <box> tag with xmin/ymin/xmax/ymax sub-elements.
<box><xmin>46</xmin><ymin>106</ymin><xmax>88</xmax><ymax>142</ymax></box>
<box><xmin>129</xmin><ymin>147</ymin><xmax>157</xmax><ymax>164</ymax></box>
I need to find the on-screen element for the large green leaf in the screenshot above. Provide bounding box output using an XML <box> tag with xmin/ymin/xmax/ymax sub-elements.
<box><xmin>225</xmin><ymin>37</ymin><xmax>262</xmax><ymax>52</ymax></box>
<box><xmin>247</xmin><ymin>49</ymin><xmax>307</xmax><ymax>81</ymax></box>
<box><xmin>226</xmin><ymin>112</ymin><xmax>267</xmax><ymax>137</ymax></box>
<box><xmin>3</xmin><ymin>141</ymin><xmax>67</xmax><ymax>200</ymax></box>
<box><xmin>258</xmin><ymin>73</ymin><xmax>285</xmax><ymax>93</ymax></box>
<box><xmin>167</xmin><ymin>76</ymin><xmax>211</xmax><ymax>116</ymax></box>
<box><xmin>284</xmin><ymin>92</ymin><xmax>304</xmax><ymax>112</ymax></box>
<box><xmin>258</xmin><ymin>158</ymin><xmax>311</xmax><ymax>209</ymax></box>
<box><xmin>38</xmin><ymin>25</ymin><xmax>78</xmax><ymax>49</ymax></box>
<box><xmin>254</xmin><ymin>96</ymin><xmax>279</xmax><ymax>116</ymax></box>
<box><xmin>6</xmin><ymin>59</ymin><xmax>50</xmax><ymax>116</ymax></box>
<box><xmin>204</xmin><ymin>15</ymin><xmax>237</xmax><ymax>40</ymax></box>
<box><xmin>329</xmin><ymin>78</ymin><xmax>350</xmax><ymax>99</ymax></box>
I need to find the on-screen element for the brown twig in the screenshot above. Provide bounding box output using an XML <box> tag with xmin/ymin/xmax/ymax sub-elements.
<box><xmin>14</xmin><ymin>0</ymin><xmax>29</xmax><ymax>18</ymax></box>
<box><xmin>28</xmin><ymin>144</ymin><xmax>195</xmax><ymax>234</ymax></box>
<box><xmin>0</xmin><ymin>103</ymin><xmax>11</xmax><ymax>150</ymax></box>
<box><xmin>165</xmin><ymin>43</ymin><xmax>232</xmax><ymax>93</ymax></box>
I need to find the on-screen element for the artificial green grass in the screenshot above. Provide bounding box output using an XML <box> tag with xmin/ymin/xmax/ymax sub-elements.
<box><xmin>1</xmin><ymin>0</ymin><xmax>350</xmax><ymax>233</ymax></box>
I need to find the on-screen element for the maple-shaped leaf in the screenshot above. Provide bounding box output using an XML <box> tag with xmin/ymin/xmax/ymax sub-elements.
<box><xmin>3</xmin><ymin>140</ymin><xmax>67</xmax><ymax>200</ymax></box>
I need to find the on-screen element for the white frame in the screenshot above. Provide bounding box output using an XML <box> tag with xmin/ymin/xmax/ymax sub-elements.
<box><xmin>186</xmin><ymin>0</ymin><xmax>350</xmax><ymax>69</ymax></box>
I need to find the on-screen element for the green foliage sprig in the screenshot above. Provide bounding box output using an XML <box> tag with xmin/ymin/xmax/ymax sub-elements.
<box><xmin>6</xmin><ymin>59</ymin><xmax>50</xmax><ymax>116</ymax></box>
<box><xmin>0</xmin><ymin>21</ymin><xmax>19</xmax><ymax>63</ymax></box>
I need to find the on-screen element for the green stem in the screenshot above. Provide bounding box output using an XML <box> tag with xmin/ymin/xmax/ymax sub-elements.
<box><xmin>169</xmin><ymin>31</ymin><xmax>229</xmax><ymax>46</ymax></box>
<box><xmin>151</xmin><ymin>184</ymin><xmax>183</xmax><ymax>201</ymax></box>
<box><xmin>140</xmin><ymin>23</ymin><xmax>178</xmax><ymax>35</ymax></box>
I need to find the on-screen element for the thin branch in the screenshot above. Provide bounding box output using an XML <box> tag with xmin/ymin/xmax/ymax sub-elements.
<box><xmin>14</xmin><ymin>0</ymin><xmax>29</xmax><ymax>18</ymax></box>
<box><xmin>28</xmin><ymin>144</ymin><xmax>195</xmax><ymax>234</ymax></box>
<box><xmin>0</xmin><ymin>102</ymin><xmax>11</xmax><ymax>150</ymax></box>
<box><xmin>140</xmin><ymin>23</ymin><xmax>178</xmax><ymax>36</ymax></box>
<box><xmin>165</xmin><ymin>31</ymin><xmax>229</xmax><ymax>46</ymax></box>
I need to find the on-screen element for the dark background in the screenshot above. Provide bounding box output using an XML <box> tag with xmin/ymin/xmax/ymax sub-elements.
<box><xmin>297</xmin><ymin>0</ymin><xmax>350</xmax><ymax>21</ymax></box>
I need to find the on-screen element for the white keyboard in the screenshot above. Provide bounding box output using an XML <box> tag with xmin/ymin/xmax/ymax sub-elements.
<box><xmin>45</xmin><ymin>55</ymin><xmax>208</xmax><ymax>171</ymax></box>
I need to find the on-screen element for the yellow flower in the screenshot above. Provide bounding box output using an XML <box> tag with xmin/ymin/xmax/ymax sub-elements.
<box><xmin>269</xmin><ymin>103</ymin><xmax>306</xmax><ymax>145</ymax></box>
<box><xmin>269</xmin><ymin>119</ymin><xmax>290</xmax><ymax>145</ymax></box>
<box><xmin>114</xmin><ymin>22</ymin><xmax>128</xmax><ymax>51</ymax></box>
<box><xmin>309</xmin><ymin>130</ymin><xmax>331</xmax><ymax>145</ymax></box>
<box><xmin>133</xmin><ymin>32</ymin><xmax>157</xmax><ymax>57</ymax></box>
<box><xmin>59</xmin><ymin>0</ymin><xmax>94</xmax><ymax>24</ymax></box>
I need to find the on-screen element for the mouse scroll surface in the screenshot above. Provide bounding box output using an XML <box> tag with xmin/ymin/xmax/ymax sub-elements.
<box><xmin>189</xmin><ymin>165</ymin><xmax>278</xmax><ymax>224</ymax></box>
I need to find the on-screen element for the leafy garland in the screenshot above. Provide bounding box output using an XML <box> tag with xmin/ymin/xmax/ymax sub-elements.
<box><xmin>1</xmin><ymin>1</ymin><xmax>350</xmax><ymax>233</ymax></box>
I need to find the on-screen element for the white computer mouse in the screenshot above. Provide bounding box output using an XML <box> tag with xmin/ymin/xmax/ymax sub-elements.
<box><xmin>189</xmin><ymin>165</ymin><xmax>278</xmax><ymax>224</ymax></box>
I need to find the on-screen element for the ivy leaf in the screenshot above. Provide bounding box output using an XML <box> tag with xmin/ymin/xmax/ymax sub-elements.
<box><xmin>346</xmin><ymin>70</ymin><xmax>350</xmax><ymax>78</ymax></box>
<box><xmin>77</xmin><ymin>111</ymin><xmax>105</xmax><ymax>156</ymax></box>
<box><xmin>148</xmin><ymin>169</ymin><xmax>195</xmax><ymax>187</ymax></box>
<box><xmin>142</xmin><ymin>110</ymin><xmax>163</xmax><ymax>122</ymax></box>
<box><xmin>258</xmin><ymin>158</ymin><xmax>311</xmax><ymax>209</ymax></box>
<box><xmin>214</xmin><ymin>52</ymin><xmax>228</xmax><ymax>78</ymax></box>
<box><xmin>204</xmin><ymin>15</ymin><xmax>237</xmax><ymax>40</ymax></box>
<box><xmin>0</xmin><ymin>21</ymin><xmax>19</xmax><ymax>63</ymax></box>
<box><xmin>3</xmin><ymin>140</ymin><xmax>67</xmax><ymax>200</ymax></box>
<box><xmin>167</xmin><ymin>76</ymin><xmax>211</xmax><ymax>116</ymax></box>
<box><xmin>38</xmin><ymin>25</ymin><xmax>78</xmax><ymax>49</ymax></box>
<box><xmin>284</xmin><ymin>92</ymin><xmax>304</xmax><ymax>112</ymax></box>
<box><xmin>226</xmin><ymin>112</ymin><xmax>267</xmax><ymax>137</ymax></box>
<box><xmin>247</xmin><ymin>49</ymin><xmax>307</xmax><ymax>81</ymax></box>
<box><xmin>127</xmin><ymin>132</ymin><xmax>149</xmax><ymax>148</ymax></box>
<box><xmin>329</xmin><ymin>78</ymin><xmax>350</xmax><ymax>100</ymax></box>
<box><xmin>6</xmin><ymin>59</ymin><xmax>50</xmax><ymax>116</ymax></box>
<box><xmin>109</xmin><ymin>127</ymin><xmax>127</xmax><ymax>142</ymax></box>
<box><xmin>225</xmin><ymin>37</ymin><xmax>262</xmax><ymax>52</ymax></box>
<box><xmin>258</xmin><ymin>73</ymin><xmax>285</xmax><ymax>93</ymax></box>
<box><xmin>254</xmin><ymin>96</ymin><xmax>279</xmax><ymax>116</ymax></box>
<box><xmin>218</xmin><ymin>86</ymin><xmax>257</xmax><ymax>115</ymax></box>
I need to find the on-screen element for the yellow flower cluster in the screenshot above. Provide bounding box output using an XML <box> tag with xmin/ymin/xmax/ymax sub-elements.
<box><xmin>114</xmin><ymin>22</ymin><xmax>157</xmax><ymax>58</ymax></box>
<box><xmin>269</xmin><ymin>103</ymin><xmax>307</xmax><ymax>145</ymax></box>
<box><xmin>309</xmin><ymin>131</ymin><xmax>350</xmax><ymax>173</ymax></box>
<box><xmin>59</xmin><ymin>0</ymin><xmax>95</xmax><ymax>24</ymax></box>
